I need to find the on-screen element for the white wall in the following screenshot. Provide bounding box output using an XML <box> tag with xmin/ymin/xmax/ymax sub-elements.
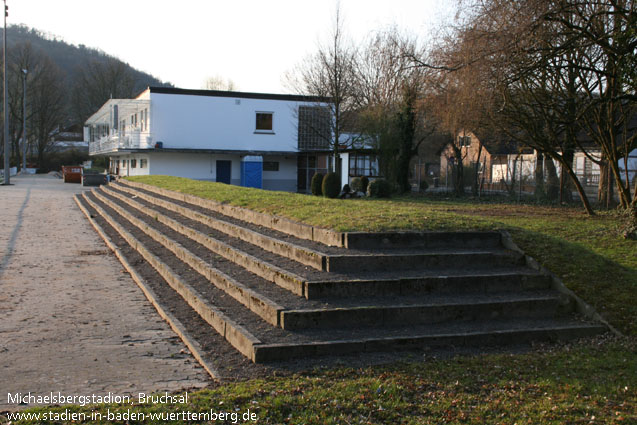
<box><xmin>146</xmin><ymin>152</ymin><xmax>241</xmax><ymax>182</ymax></box>
<box><xmin>262</xmin><ymin>155</ymin><xmax>296</xmax><ymax>192</ymax></box>
<box><xmin>150</xmin><ymin>92</ymin><xmax>313</xmax><ymax>153</ymax></box>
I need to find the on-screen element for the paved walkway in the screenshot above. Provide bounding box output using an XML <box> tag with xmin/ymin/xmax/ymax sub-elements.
<box><xmin>0</xmin><ymin>175</ymin><xmax>209</xmax><ymax>410</ymax></box>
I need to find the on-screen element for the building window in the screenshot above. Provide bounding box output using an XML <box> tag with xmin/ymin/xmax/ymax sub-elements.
<box><xmin>349</xmin><ymin>154</ymin><xmax>379</xmax><ymax>177</ymax></box>
<box><xmin>140</xmin><ymin>159</ymin><xmax>147</xmax><ymax>168</ymax></box>
<box><xmin>459</xmin><ymin>136</ymin><xmax>471</xmax><ymax>147</ymax></box>
<box><xmin>263</xmin><ymin>161</ymin><xmax>279</xmax><ymax>172</ymax></box>
<box><xmin>131</xmin><ymin>159</ymin><xmax>137</xmax><ymax>168</ymax></box>
<box><xmin>256</xmin><ymin>112</ymin><xmax>273</xmax><ymax>132</ymax></box>
<box><xmin>298</xmin><ymin>105</ymin><xmax>331</xmax><ymax>150</ymax></box>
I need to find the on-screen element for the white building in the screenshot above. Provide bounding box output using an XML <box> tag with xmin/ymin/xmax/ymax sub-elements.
<box><xmin>85</xmin><ymin>87</ymin><xmax>336</xmax><ymax>192</ymax></box>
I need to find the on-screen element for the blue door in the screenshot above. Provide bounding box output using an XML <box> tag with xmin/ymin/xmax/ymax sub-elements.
<box><xmin>216</xmin><ymin>160</ymin><xmax>231</xmax><ymax>184</ymax></box>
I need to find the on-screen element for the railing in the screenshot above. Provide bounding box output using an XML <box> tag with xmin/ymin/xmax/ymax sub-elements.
<box><xmin>89</xmin><ymin>132</ymin><xmax>153</xmax><ymax>155</ymax></box>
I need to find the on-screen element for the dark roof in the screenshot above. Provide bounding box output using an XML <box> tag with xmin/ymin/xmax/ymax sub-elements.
<box><xmin>147</xmin><ymin>86</ymin><xmax>330</xmax><ymax>103</ymax></box>
<box><xmin>473</xmin><ymin>130</ymin><xmax>529</xmax><ymax>155</ymax></box>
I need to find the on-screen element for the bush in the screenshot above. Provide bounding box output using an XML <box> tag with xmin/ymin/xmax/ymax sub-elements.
<box><xmin>419</xmin><ymin>179</ymin><xmax>429</xmax><ymax>191</ymax></box>
<box><xmin>322</xmin><ymin>172</ymin><xmax>341</xmax><ymax>198</ymax></box>
<box><xmin>367</xmin><ymin>179</ymin><xmax>392</xmax><ymax>198</ymax></box>
<box><xmin>361</xmin><ymin>176</ymin><xmax>370</xmax><ymax>193</ymax></box>
<box><xmin>310</xmin><ymin>173</ymin><xmax>324</xmax><ymax>196</ymax></box>
<box><xmin>350</xmin><ymin>177</ymin><xmax>363</xmax><ymax>192</ymax></box>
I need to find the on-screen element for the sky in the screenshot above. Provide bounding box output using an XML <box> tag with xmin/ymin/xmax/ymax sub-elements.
<box><xmin>10</xmin><ymin>0</ymin><xmax>456</xmax><ymax>94</ymax></box>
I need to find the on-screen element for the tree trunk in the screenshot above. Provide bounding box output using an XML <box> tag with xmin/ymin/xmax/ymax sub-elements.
<box><xmin>598</xmin><ymin>160</ymin><xmax>617</xmax><ymax>209</ymax></box>
<box><xmin>552</xmin><ymin>153</ymin><xmax>595</xmax><ymax>215</ymax></box>
<box><xmin>560</xmin><ymin>149</ymin><xmax>575</xmax><ymax>203</ymax></box>
<box><xmin>450</xmin><ymin>144</ymin><xmax>464</xmax><ymax>195</ymax></box>
<box><xmin>472</xmin><ymin>144</ymin><xmax>483</xmax><ymax>196</ymax></box>
<box><xmin>545</xmin><ymin>157</ymin><xmax>559</xmax><ymax>200</ymax></box>
<box><xmin>534</xmin><ymin>151</ymin><xmax>545</xmax><ymax>199</ymax></box>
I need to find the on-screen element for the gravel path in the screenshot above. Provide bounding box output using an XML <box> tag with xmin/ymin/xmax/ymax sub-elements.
<box><xmin>0</xmin><ymin>175</ymin><xmax>209</xmax><ymax>411</ymax></box>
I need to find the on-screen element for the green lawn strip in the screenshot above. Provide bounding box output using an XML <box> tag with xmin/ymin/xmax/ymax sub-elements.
<box><xmin>125</xmin><ymin>176</ymin><xmax>636</xmax><ymax>335</ymax></box>
<box><xmin>4</xmin><ymin>338</ymin><xmax>634</xmax><ymax>424</ymax></box>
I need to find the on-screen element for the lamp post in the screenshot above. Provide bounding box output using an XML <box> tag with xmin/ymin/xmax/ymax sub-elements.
<box><xmin>2</xmin><ymin>0</ymin><xmax>8</xmax><ymax>185</ymax></box>
<box><xmin>22</xmin><ymin>68</ymin><xmax>26</xmax><ymax>171</ymax></box>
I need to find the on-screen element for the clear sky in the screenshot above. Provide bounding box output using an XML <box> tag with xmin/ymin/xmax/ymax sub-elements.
<box><xmin>10</xmin><ymin>0</ymin><xmax>455</xmax><ymax>94</ymax></box>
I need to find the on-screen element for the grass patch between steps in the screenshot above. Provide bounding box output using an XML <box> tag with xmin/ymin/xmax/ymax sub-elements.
<box><xmin>126</xmin><ymin>175</ymin><xmax>636</xmax><ymax>336</ymax></box>
<box><xmin>4</xmin><ymin>337</ymin><xmax>634</xmax><ymax>424</ymax></box>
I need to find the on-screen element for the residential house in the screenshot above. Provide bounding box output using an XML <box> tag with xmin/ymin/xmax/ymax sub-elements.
<box><xmin>440</xmin><ymin>131</ymin><xmax>535</xmax><ymax>191</ymax></box>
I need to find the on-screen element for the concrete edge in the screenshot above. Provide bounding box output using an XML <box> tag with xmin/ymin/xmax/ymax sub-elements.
<box><xmin>252</xmin><ymin>324</ymin><xmax>606</xmax><ymax>362</ymax></box>
<box><xmin>343</xmin><ymin>231</ymin><xmax>503</xmax><ymax>249</ymax></box>
<box><xmin>499</xmin><ymin>230</ymin><xmax>622</xmax><ymax>337</ymax></box>
<box><xmin>97</xmin><ymin>187</ymin><xmax>305</xmax><ymax>298</ymax></box>
<box><xmin>92</xmin><ymin>188</ymin><xmax>285</xmax><ymax>326</ymax></box>
<box><xmin>109</xmin><ymin>184</ymin><xmax>327</xmax><ymax>271</ymax></box>
<box><xmin>280</xmin><ymin>296</ymin><xmax>561</xmax><ymax>330</ymax></box>
<box><xmin>80</xmin><ymin>193</ymin><xmax>262</xmax><ymax>361</ymax></box>
<box><xmin>73</xmin><ymin>194</ymin><xmax>223</xmax><ymax>381</ymax></box>
<box><xmin>119</xmin><ymin>179</ymin><xmax>345</xmax><ymax>247</ymax></box>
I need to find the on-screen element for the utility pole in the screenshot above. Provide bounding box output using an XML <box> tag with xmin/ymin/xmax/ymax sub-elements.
<box><xmin>2</xmin><ymin>0</ymin><xmax>8</xmax><ymax>185</ymax></box>
<box><xmin>22</xmin><ymin>68</ymin><xmax>26</xmax><ymax>171</ymax></box>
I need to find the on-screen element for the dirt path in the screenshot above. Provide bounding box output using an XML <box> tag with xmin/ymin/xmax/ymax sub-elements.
<box><xmin>0</xmin><ymin>175</ymin><xmax>210</xmax><ymax>410</ymax></box>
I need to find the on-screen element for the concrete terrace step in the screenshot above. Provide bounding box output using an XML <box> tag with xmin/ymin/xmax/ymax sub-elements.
<box><xmin>303</xmin><ymin>271</ymin><xmax>552</xmax><ymax>299</ymax></box>
<box><xmin>279</xmin><ymin>294</ymin><xmax>569</xmax><ymax>330</ymax></box>
<box><xmin>253</xmin><ymin>320</ymin><xmax>606</xmax><ymax>362</ymax></box>
<box><xmin>76</xmin><ymin>182</ymin><xmax>609</xmax><ymax>364</ymax></box>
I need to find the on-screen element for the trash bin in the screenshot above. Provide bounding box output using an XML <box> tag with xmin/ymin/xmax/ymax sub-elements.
<box><xmin>61</xmin><ymin>166</ymin><xmax>83</xmax><ymax>183</ymax></box>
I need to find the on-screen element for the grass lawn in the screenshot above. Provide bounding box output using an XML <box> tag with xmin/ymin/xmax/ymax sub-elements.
<box><xmin>5</xmin><ymin>175</ymin><xmax>634</xmax><ymax>424</ymax></box>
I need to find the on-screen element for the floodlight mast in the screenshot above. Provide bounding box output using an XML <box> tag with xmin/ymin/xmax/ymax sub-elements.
<box><xmin>2</xmin><ymin>0</ymin><xmax>9</xmax><ymax>185</ymax></box>
<box><xmin>22</xmin><ymin>68</ymin><xmax>26</xmax><ymax>171</ymax></box>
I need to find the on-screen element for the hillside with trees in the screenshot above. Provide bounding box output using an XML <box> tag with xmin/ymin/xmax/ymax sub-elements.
<box><xmin>0</xmin><ymin>24</ymin><xmax>171</xmax><ymax>170</ymax></box>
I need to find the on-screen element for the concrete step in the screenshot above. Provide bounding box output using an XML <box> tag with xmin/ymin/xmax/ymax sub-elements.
<box><xmin>324</xmin><ymin>250</ymin><xmax>524</xmax><ymax>272</ymax></box>
<box><xmin>343</xmin><ymin>231</ymin><xmax>502</xmax><ymax>250</ymax></box>
<box><xmin>304</xmin><ymin>271</ymin><xmax>552</xmax><ymax>299</ymax></box>
<box><xmin>253</xmin><ymin>320</ymin><xmax>607</xmax><ymax>362</ymax></box>
<box><xmin>279</xmin><ymin>294</ymin><xmax>569</xmax><ymax>330</ymax></box>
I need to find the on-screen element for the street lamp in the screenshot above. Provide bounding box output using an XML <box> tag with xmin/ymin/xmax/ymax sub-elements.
<box><xmin>2</xmin><ymin>0</ymin><xmax>8</xmax><ymax>185</ymax></box>
<box><xmin>22</xmin><ymin>68</ymin><xmax>26</xmax><ymax>172</ymax></box>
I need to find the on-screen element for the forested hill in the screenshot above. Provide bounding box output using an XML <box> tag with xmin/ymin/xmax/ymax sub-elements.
<box><xmin>1</xmin><ymin>24</ymin><xmax>172</xmax><ymax>128</ymax></box>
<box><xmin>4</xmin><ymin>24</ymin><xmax>169</xmax><ymax>91</ymax></box>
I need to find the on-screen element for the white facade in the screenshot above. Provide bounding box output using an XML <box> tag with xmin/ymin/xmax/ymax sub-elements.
<box><xmin>85</xmin><ymin>87</ymin><xmax>328</xmax><ymax>192</ymax></box>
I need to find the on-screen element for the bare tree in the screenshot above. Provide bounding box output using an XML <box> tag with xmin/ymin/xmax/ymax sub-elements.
<box><xmin>354</xmin><ymin>31</ymin><xmax>437</xmax><ymax>192</ymax></box>
<box><xmin>422</xmin><ymin>0</ymin><xmax>636</xmax><ymax>216</ymax></box>
<box><xmin>71</xmin><ymin>57</ymin><xmax>137</xmax><ymax>124</ymax></box>
<box><xmin>203</xmin><ymin>75</ymin><xmax>238</xmax><ymax>91</ymax></box>
<box><xmin>1</xmin><ymin>42</ymin><xmax>66</xmax><ymax>169</ymax></box>
<box><xmin>285</xmin><ymin>4</ymin><xmax>357</xmax><ymax>174</ymax></box>
<box><xmin>30</xmin><ymin>56</ymin><xmax>66</xmax><ymax>167</ymax></box>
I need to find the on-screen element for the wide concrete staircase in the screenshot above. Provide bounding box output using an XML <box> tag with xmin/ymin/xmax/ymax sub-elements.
<box><xmin>74</xmin><ymin>179</ymin><xmax>606</xmax><ymax>364</ymax></box>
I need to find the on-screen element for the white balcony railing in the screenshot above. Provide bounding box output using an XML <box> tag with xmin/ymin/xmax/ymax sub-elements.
<box><xmin>89</xmin><ymin>131</ymin><xmax>154</xmax><ymax>155</ymax></box>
